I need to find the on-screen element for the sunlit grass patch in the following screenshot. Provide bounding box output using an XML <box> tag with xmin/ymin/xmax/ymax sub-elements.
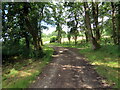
<box><xmin>2</xmin><ymin>46</ymin><xmax>54</xmax><ymax>88</ymax></box>
<box><xmin>3</xmin><ymin>61</ymin><xmax>44</xmax><ymax>88</ymax></box>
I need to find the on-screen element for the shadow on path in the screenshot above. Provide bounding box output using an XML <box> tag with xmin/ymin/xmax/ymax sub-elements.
<box><xmin>29</xmin><ymin>47</ymin><xmax>111</xmax><ymax>88</ymax></box>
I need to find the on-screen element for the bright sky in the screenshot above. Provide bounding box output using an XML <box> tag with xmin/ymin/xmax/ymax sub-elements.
<box><xmin>42</xmin><ymin>24</ymin><xmax>69</xmax><ymax>35</ymax></box>
<box><xmin>42</xmin><ymin>16</ymin><xmax>109</xmax><ymax>35</ymax></box>
<box><xmin>42</xmin><ymin>25</ymin><xmax>56</xmax><ymax>35</ymax></box>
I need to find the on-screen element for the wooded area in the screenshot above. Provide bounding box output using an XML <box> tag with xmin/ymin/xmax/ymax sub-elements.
<box><xmin>2</xmin><ymin>1</ymin><xmax>120</xmax><ymax>88</ymax></box>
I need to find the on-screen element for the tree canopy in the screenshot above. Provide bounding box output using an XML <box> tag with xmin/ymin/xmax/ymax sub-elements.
<box><xmin>2</xmin><ymin>1</ymin><xmax>120</xmax><ymax>60</ymax></box>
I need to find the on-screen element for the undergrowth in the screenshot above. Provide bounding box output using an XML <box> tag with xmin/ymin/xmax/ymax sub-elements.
<box><xmin>2</xmin><ymin>46</ymin><xmax>54</xmax><ymax>88</ymax></box>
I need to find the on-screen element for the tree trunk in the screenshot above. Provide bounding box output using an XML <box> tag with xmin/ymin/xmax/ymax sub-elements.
<box><xmin>100</xmin><ymin>16</ymin><xmax>104</xmax><ymax>35</ymax></box>
<box><xmin>92</xmin><ymin>2</ymin><xmax>100</xmax><ymax>41</ymax></box>
<box><xmin>84</xmin><ymin>2</ymin><xmax>100</xmax><ymax>50</ymax></box>
<box><xmin>111</xmin><ymin>2</ymin><xmax>117</xmax><ymax>45</ymax></box>
<box><xmin>57</xmin><ymin>24</ymin><xmax>62</xmax><ymax>44</ymax></box>
<box><xmin>40</xmin><ymin>38</ymin><xmax>43</xmax><ymax>46</ymax></box>
<box><xmin>74</xmin><ymin>36</ymin><xmax>77</xmax><ymax>45</ymax></box>
<box><xmin>24</xmin><ymin>17</ymin><xmax>42</xmax><ymax>50</ymax></box>
<box><xmin>117</xmin><ymin>2</ymin><xmax>120</xmax><ymax>49</ymax></box>
<box><xmin>23</xmin><ymin>3</ymin><xmax>43</xmax><ymax>57</ymax></box>
<box><xmin>85</xmin><ymin>31</ymin><xmax>89</xmax><ymax>42</ymax></box>
<box><xmin>68</xmin><ymin>38</ymin><xmax>71</xmax><ymax>44</ymax></box>
<box><xmin>39</xmin><ymin>27</ymin><xmax>43</xmax><ymax>46</ymax></box>
<box><xmin>68</xmin><ymin>35</ymin><xmax>71</xmax><ymax>44</ymax></box>
<box><xmin>74</xmin><ymin>12</ymin><xmax>78</xmax><ymax>45</ymax></box>
<box><xmin>39</xmin><ymin>6</ymin><xmax>44</xmax><ymax>46</ymax></box>
<box><xmin>24</xmin><ymin>32</ymin><xmax>30</xmax><ymax>49</ymax></box>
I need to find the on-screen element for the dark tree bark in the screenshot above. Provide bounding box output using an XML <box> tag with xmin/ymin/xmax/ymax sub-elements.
<box><xmin>68</xmin><ymin>37</ymin><xmax>71</xmax><ymax>44</ymax></box>
<box><xmin>84</xmin><ymin>17</ymin><xmax>89</xmax><ymax>42</ymax></box>
<box><xmin>74</xmin><ymin>35</ymin><xmax>77</xmax><ymax>45</ymax></box>
<box><xmin>38</xmin><ymin>6</ymin><xmax>44</xmax><ymax>46</ymax></box>
<box><xmin>84</xmin><ymin>2</ymin><xmax>100</xmax><ymax>50</ymax></box>
<box><xmin>67</xmin><ymin>32</ymin><xmax>71</xmax><ymax>44</ymax></box>
<box><xmin>24</xmin><ymin>16</ymin><xmax>42</xmax><ymax>51</ymax></box>
<box><xmin>85</xmin><ymin>31</ymin><xmax>89</xmax><ymax>42</ymax></box>
<box><xmin>117</xmin><ymin>2</ymin><xmax>120</xmax><ymax>49</ymax></box>
<box><xmin>57</xmin><ymin>23</ymin><xmax>62</xmax><ymax>44</ymax></box>
<box><xmin>24</xmin><ymin>32</ymin><xmax>30</xmax><ymax>49</ymax></box>
<box><xmin>22</xmin><ymin>3</ymin><xmax>43</xmax><ymax>57</ymax></box>
<box><xmin>74</xmin><ymin>13</ymin><xmax>78</xmax><ymax>45</ymax></box>
<box><xmin>92</xmin><ymin>2</ymin><xmax>100</xmax><ymax>41</ymax></box>
<box><xmin>38</xmin><ymin>22</ymin><xmax>43</xmax><ymax>46</ymax></box>
<box><xmin>111</xmin><ymin>2</ymin><xmax>117</xmax><ymax>45</ymax></box>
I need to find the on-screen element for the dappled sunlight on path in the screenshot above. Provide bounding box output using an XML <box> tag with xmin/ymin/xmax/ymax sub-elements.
<box><xmin>29</xmin><ymin>47</ymin><xmax>111</xmax><ymax>88</ymax></box>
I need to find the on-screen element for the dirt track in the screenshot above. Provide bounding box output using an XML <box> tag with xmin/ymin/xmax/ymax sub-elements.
<box><xmin>29</xmin><ymin>47</ymin><xmax>110</xmax><ymax>88</ymax></box>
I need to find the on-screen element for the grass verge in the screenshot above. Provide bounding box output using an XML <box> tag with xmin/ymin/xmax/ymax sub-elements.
<box><xmin>80</xmin><ymin>45</ymin><xmax>120</xmax><ymax>88</ymax></box>
<box><xmin>2</xmin><ymin>46</ymin><xmax>54</xmax><ymax>88</ymax></box>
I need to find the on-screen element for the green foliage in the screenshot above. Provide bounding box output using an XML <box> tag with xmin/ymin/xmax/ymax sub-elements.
<box><xmin>2</xmin><ymin>39</ymin><xmax>43</xmax><ymax>64</ymax></box>
<box><xmin>67</xmin><ymin>33</ymin><xmax>71</xmax><ymax>38</ymax></box>
<box><xmin>50</xmin><ymin>36</ymin><xmax>58</xmax><ymax>43</ymax></box>
<box><xmin>3</xmin><ymin>42</ymin><xmax>26</xmax><ymax>59</ymax></box>
<box><xmin>42</xmin><ymin>37</ymin><xmax>50</xmax><ymax>42</ymax></box>
<box><xmin>2</xmin><ymin>1</ymin><xmax>120</xmax><ymax>88</ymax></box>
<box><xmin>2</xmin><ymin>2</ymin><xmax>54</xmax><ymax>60</ymax></box>
<box><xmin>2</xmin><ymin>46</ymin><xmax>54</xmax><ymax>88</ymax></box>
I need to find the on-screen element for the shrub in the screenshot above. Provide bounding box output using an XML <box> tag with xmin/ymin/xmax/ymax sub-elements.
<box><xmin>50</xmin><ymin>36</ymin><xmax>58</xmax><ymax>43</ymax></box>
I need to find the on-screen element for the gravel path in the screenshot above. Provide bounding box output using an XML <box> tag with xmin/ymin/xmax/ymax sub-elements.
<box><xmin>29</xmin><ymin>47</ymin><xmax>110</xmax><ymax>88</ymax></box>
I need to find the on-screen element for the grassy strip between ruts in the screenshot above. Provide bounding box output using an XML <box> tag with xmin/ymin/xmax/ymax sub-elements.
<box><xmin>2</xmin><ymin>46</ymin><xmax>54</xmax><ymax>88</ymax></box>
<box><xmin>49</xmin><ymin>42</ymin><xmax>120</xmax><ymax>88</ymax></box>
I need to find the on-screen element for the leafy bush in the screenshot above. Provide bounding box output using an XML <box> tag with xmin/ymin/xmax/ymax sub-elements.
<box><xmin>2</xmin><ymin>44</ymin><xmax>21</xmax><ymax>59</ymax></box>
<box><xmin>50</xmin><ymin>36</ymin><xmax>58</xmax><ymax>43</ymax></box>
<box><xmin>2</xmin><ymin>41</ymin><xmax>31</xmax><ymax>64</ymax></box>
